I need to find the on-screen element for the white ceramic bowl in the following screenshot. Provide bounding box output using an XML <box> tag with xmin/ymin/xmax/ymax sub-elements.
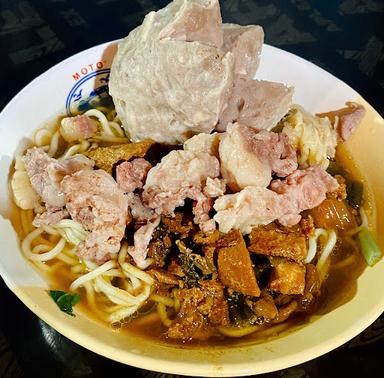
<box><xmin>1</xmin><ymin>41</ymin><xmax>384</xmax><ymax>377</ymax></box>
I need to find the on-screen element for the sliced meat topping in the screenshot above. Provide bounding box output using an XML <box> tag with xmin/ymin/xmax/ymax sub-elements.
<box><xmin>203</xmin><ymin>177</ymin><xmax>226</xmax><ymax>198</ymax></box>
<box><xmin>60</xmin><ymin>114</ymin><xmax>97</xmax><ymax>142</ymax></box>
<box><xmin>317</xmin><ymin>102</ymin><xmax>365</xmax><ymax>141</ymax></box>
<box><xmin>270</xmin><ymin>165</ymin><xmax>339</xmax><ymax>226</ymax></box>
<box><xmin>222</xmin><ymin>24</ymin><xmax>264</xmax><ymax>78</ymax></box>
<box><xmin>116</xmin><ymin>158</ymin><xmax>152</xmax><ymax>193</ymax></box>
<box><xmin>219</xmin><ymin>123</ymin><xmax>272</xmax><ymax>190</ymax></box>
<box><xmin>126</xmin><ymin>192</ymin><xmax>155</xmax><ymax>221</ymax></box>
<box><xmin>218</xmin><ymin>78</ymin><xmax>293</xmax><ymax>131</ymax></box>
<box><xmin>127</xmin><ymin>217</ymin><xmax>160</xmax><ymax>268</ymax></box>
<box><xmin>61</xmin><ymin>169</ymin><xmax>128</xmax><ymax>264</ymax></box>
<box><xmin>183</xmin><ymin>132</ymin><xmax>221</xmax><ymax>157</ymax></box>
<box><xmin>268</xmin><ymin>259</ymin><xmax>306</xmax><ymax>295</ymax></box>
<box><xmin>219</xmin><ymin>123</ymin><xmax>297</xmax><ymax>191</ymax></box>
<box><xmin>192</xmin><ymin>194</ymin><xmax>215</xmax><ymax>233</ymax></box>
<box><xmin>23</xmin><ymin>147</ymin><xmax>94</xmax><ymax>209</ymax></box>
<box><xmin>214</xmin><ymin>166</ymin><xmax>338</xmax><ymax>233</ymax></box>
<box><xmin>143</xmin><ymin>150</ymin><xmax>219</xmax><ymax>219</ymax></box>
<box><xmin>32</xmin><ymin>207</ymin><xmax>69</xmax><ymax>227</ymax></box>
<box><xmin>217</xmin><ymin>229</ymin><xmax>260</xmax><ymax>296</ymax></box>
<box><xmin>253</xmin><ymin>130</ymin><xmax>297</xmax><ymax>177</ymax></box>
<box><xmin>214</xmin><ymin>186</ymin><xmax>283</xmax><ymax>234</ymax></box>
<box><xmin>248</xmin><ymin>226</ymin><xmax>307</xmax><ymax>262</ymax></box>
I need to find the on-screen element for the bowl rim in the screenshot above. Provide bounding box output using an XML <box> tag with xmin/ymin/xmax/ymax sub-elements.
<box><xmin>1</xmin><ymin>40</ymin><xmax>384</xmax><ymax>377</ymax></box>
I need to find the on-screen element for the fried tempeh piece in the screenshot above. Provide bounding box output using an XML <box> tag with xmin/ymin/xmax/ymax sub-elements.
<box><xmin>248</xmin><ymin>226</ymin><xmax>307</xmax><ymax>262</ymax></box>
<box><xmin>85</xmin><ymin>140</ymin><xmax>154</xmax><ymax>173</ymax></box>
<box><xmin>217</xmin><ymin>229</ymin><xmax>260</xmax><ymax>297</ymax></box>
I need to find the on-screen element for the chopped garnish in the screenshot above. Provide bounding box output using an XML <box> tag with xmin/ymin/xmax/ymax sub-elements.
<box><xmin>49</xmin><ymin>290</ymin><xmax>80</xmax><ymax>316</ymax></box>
<box><xmin>358</xmin><ymin>228</ymin><xmax>382</xmax><ymax>267</ymax></box>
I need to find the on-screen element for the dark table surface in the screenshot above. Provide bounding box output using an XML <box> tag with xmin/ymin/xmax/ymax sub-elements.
<box><xmin>1</xmin><ymin>1</ymin><xmax>384</xmax><ymax>377</ymax></box>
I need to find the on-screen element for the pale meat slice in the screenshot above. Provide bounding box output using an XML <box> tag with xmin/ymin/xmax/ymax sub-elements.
<box><xmin>109</xmin><ymin>0</ymin><xmax>233</xmax><ymax>144</ymax></box>
<box><xmin>317</xmin><ymin>101</ymin><xmax>365</xmax><ymax>141</ymax></box>
<box><xmin>203</xmin><ymin>177</ymin><xmax>226</xmax><ymax>198</ymax></box>
<box><xmin>213</xmin><ymin>186</ymin><xmax>284</xmax><ymax>234</ymax></box>
<box><xmin>214</xmin><ymin>166</ymin><xmax>338</xmax><ymax>233</ymax></box>
<box><xmin>33</xmin><ymin>208</ymin><xmax>69</xmax><ymax>227</ymax></box>
<box><xmin>270</xmin><ymin>166</ymin><xmax>339</xmax><ymax>226</ymax></box>
<box><xmin>158</xmin><ymin>0</ymin><xmax>223</xmax><ymax>47</ymax></box>
<box><xmin>61</xmin><ymin>169</ymin><xmax>128</xmax><ymax>264</ymax></box>
<box><xmin>126</xmin><ymin>193</ymin><xmax>155</xmax><ymax>221</ymax></box>
<box><xmin>222</xmin><ymin>23</ymin><xmax>264</xmax><ymax>77</ymax></box>
<box><xmin>143</xmin><ymin>150</ymin><xmax>220</xmax><ymax>216</ymax></box>
<box><xmin>192</xmin><ymin>194</ymin><xmax>215</xmax><ymax>233</ymax></box>
<box><xmin>218</xmin><ymin>78</ymin><xmax>293</xmax><ymax>131</ymax></box>
<box><xmin>116</xmin><ymin>158</ymin><xmax>152</xmax><ymax>193</ymax></box>
<box><xmin>23</xmin><ymin>147</ymin><xmax>94</xmax><ymax>208</ymax></box>
<box><xmin>183</xmin><ymin>132</ymin><xmax>221</xmax><ymax>157</ymax></box>
<box><xmin>219</xmin><ymin>123</ymin><xmax>271</xmax><ymax>190</ymax></box>
<box><xmin>60</xmin><ymin>115</ymin><xmax>97</xmax><ymax>142</ymax></box>
<box><xmin>219</xmin><ymin>123</ymin><xmax>297</xmax><ymax>191</ymax></box>
<box><xmin>127</xmin><ymin>217</ymin><xmax>160</xmax><ymax>268</ymax></box>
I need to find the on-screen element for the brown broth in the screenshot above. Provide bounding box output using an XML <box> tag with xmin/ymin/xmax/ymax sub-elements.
<box><xmin>11</xmin><ymin>134</ymin><xmax>372</xmax><ymax>347</ymax></box>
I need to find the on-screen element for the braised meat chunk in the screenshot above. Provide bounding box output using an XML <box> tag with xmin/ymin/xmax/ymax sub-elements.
<box><xmin>167</xmin><ymin>280</ymin><xmax>229</xmax><ymax>340</ymax></box>
<box><xmin>61</xmin><ymin>169</ymin><xmax>128</xmax><ymax>264</ymax></box>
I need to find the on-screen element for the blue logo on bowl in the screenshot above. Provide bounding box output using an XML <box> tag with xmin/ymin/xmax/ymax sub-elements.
<box><xmin>65</xmin><ymin>68</ymin><xmax>113</xmax><ymax>115</ymax></box>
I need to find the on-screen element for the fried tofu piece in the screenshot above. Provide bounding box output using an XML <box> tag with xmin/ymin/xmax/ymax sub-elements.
<box><xmin>217</xmin><ymin>229</ymin><xmax>260</xmax><ymax>297</ymax></box>
<box><xmin>85</xmin><ymin>140</ymin><xmax>154</xmax><ymax>173</ymax></box>
<box><xmin>248</xmin><ymin>226</ymin><xmax>307</xmax><ymax>262</ymax></box>
<box><xmin>268</xmin><ymin>259</ymin><xmax>306</xmax><ymax>295</ymax></box>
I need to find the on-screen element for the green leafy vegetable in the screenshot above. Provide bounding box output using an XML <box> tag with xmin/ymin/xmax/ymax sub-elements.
<box><xmin>49</xmin><ymin>290</ymin><xmax>80</xmax><ymax>316</ymax></box>
<box><xmin>358</xmin><ymin>228</ymin><xmax>382</xmax><ymax>267</ymax></box>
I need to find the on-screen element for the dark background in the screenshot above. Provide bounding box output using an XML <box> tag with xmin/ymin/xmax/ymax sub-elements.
<box><xmin>1</xmin><ymin>0</ymin><xmax>384</xmax><ymax>377</ymax></box>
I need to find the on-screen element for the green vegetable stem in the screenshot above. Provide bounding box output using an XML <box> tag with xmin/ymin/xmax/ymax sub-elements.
<box><xmin>358</xmin><ymin>227</ymin><xmax>382</xmax><ymax>267</ymax></box>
